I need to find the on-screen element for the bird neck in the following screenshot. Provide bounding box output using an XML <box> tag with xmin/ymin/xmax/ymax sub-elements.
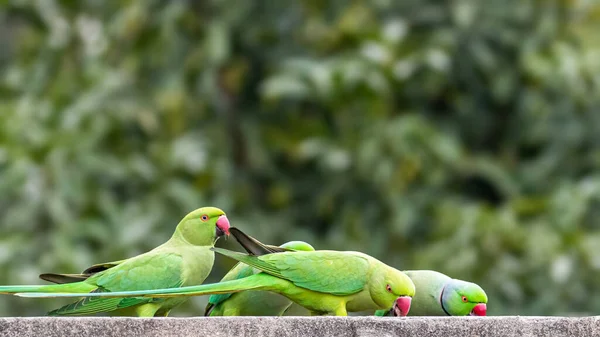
<box><xmin>439</xmin><ymin>283</ymin><xmax>451</xmax><ymax>316</ymax></box>
<box><xmin>169</xmin><ymin>219</ymin><xmax>216</xmax><ymax>247</ymax></box>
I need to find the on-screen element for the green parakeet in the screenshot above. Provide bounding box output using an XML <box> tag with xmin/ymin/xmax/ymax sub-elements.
<box><xmin>18</xmin><ymin>248</ymin><xmax>416</xmax><ymax>316</ymax></box>
<box><xmin>0</xmin><ymin>206</ymin><xmax>231</xmax><ymax>317</ymax></box>
<box><xmin>205</xmin><ymin>240</ymin><xmax>315</xmax><ymax>316</ymax></box>
<box><xmin>374</xmin><ymin>270</ymin><xmax>487</xmax><ymax>317</ymax></box>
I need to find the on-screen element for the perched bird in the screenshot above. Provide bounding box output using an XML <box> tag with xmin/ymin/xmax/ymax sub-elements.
<box><xmin>205</xmin><ymin>240</ymin><xmax>316</xmax><ymax>316</ymax></box>
<box><xmin>18</xmin><ymin>246</ymin><xmax>416</xmax><ymax>316</ymax></box>
<box><xmin>1</xmin><ymin>206</ymin><xmax>230</xmax><ymax>317</ymax></box>
<box><xmin>374</xmin><ymin>270</ymin><xmax>487</xmax><ymax>317</ymax></box>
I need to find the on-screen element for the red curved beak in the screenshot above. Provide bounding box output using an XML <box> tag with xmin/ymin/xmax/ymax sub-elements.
<box><xmin>471</xmin><ymin>303</ymin><xmax>487</xmax><ymax>316</ymax></box>
<box><xmin>393</xmin><ymin>296</ymin><xmax>412</xmax><ymax>317</ymax></box>
<box><xmin>216</xmin><ymin>215</ymin><xmax>230</xmax><ymax>236</ymax></box>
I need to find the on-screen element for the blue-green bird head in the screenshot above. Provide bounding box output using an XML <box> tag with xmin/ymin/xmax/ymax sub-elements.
<box><xmin>441</xmin><ymin>279</ymin><xmax>488</xmax><ymax>316</ymax></box>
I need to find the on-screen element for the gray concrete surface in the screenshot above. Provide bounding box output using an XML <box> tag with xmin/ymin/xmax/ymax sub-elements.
<box><xmin>0</xmin><ymin>316</ymin><xmax>599</xmax><ymax>337</ymax></box>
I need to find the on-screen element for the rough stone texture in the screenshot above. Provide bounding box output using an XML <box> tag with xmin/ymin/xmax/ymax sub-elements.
<box><xmin>1</xmin><ymin>316</ymin><xmax>599</xmax><ymax>337</ymax></box>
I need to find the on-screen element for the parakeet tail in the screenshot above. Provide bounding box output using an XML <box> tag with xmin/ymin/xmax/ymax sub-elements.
<box><xmin>16</xmin><ymin>273</ymin><xmax>273</xmax><ymax>299</ymax></box>
<box><xmin>0</xmin><ymin>282</ymin><xmax>93</xmax><ymax>294</ymax></box>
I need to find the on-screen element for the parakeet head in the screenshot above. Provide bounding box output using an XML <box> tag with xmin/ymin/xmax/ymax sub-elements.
<box><xmin>370</xmin><ymin>266</ymin><xmax>415</xmax><ymax>316</ymax></box>
<box><xmin>440</xmin><ymin>279</ymin><xmax>488</xmax><ymax>316</ymax></box>
<box><xmin>279</xmin><ymin>241</ymin><xmax>315</xmax><ymax>251</ymax></box>
<box><xmin>175</xmin><ymin>206</ymin><xmax>230</xmax><ymax>245</ymax></box>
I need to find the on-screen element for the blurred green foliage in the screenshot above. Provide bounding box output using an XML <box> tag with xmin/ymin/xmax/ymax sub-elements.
<box><xmin>1</xmin><ymin>0</ymin><xmax>600</xmax><ymax>316</ymax></box>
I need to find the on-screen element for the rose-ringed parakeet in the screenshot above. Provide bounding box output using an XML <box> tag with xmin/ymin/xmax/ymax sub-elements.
<box><xmin>205</xmin><ymin>240</ymin><xmax>316</xmax><ymax>316</ymax></box>
<box><xmin>374</xmin><ymin>270</ymin><xmax>487</xmax><ymax>317</ymax></box>
<box><xmin>0</xmin><ymin>206</ymin><xmax>231</xmax><ymax>317</ymax></box>
<box><xmin>18</xmin><ymin>248</ymin><xmax>416</xmax><ymax>316</ymax></box>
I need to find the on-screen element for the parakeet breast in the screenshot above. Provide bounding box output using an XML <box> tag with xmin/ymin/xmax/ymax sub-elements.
<box><xmin>179</xmin><ymin>245</ymin><xmax>215</xmax><ymax>286</ymax></box>
<box><xmin>152</xmin><ymin>244</ymin><xmax>215</xmax><ymax>312</ymax></box>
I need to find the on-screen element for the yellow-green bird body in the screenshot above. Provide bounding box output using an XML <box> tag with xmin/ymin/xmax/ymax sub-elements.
<box><xmin>0</xmin><ymin>206</ymin><xmax>231</xmax><ymax>317</ymax></box>
<box><xmin>205</xmin><ymin>241</ymin><xmax>315</xmax><ymax>316</ymax></box>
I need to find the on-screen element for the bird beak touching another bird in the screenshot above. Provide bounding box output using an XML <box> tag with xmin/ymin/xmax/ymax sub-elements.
<box><xmin>470</xmin><ymin>303</ymin><xmax>486</xmax><ymax>316</ymax></box>
<box><xmin>393</xmin><ymin>296</ymin><xmax>412</xmax><ymax>316</ymax></box>
<box><xmin>216</xmin><ymin>215</ymin><xmax>231</xmax><ymax>237</ymax></box>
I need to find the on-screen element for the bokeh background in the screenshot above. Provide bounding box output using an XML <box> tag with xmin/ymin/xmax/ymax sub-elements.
<box><xmin>2</xmin><ymin>0</ymin><xmax>600</xmax><ymax>317</ymax></box>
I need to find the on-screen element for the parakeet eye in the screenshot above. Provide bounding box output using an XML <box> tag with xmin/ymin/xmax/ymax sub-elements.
<box><xmin>461</xmin><ymin>296</ymin><xmax>468</xmax><ymax>303</ymax></box>
<box><xmin>200</xmin><ymin>214</ymin><xmax>209</xmax><ymax>222</ymax></box>
<box><xmin>386</xmin><ymin>284</ymin><xmax>392</xmax><ymax>293</ymax></box>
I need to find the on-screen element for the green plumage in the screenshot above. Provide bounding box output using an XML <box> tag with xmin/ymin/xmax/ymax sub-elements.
<box><xmin>205</xmin><ymin>240</ymin><xmax>316</xmax><ymax>316</ymax></box>
<box><xmin>19</xmin><ymin>247</ymin><xmax>416</xmax><ymax>316</ymax></box>
<box><xmin>213</xmin><ymin>248</ymin><xmax>370</xmax><ymax>296</ymax></box>
<box><xmin>0</xmin><ymin>206</ymin><xmax>230</xmax><ymax>317</ymax></box>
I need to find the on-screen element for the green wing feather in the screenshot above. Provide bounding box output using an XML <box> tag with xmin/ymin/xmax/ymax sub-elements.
<box><xmin>91</xmin><ymin>254</ymin><xmax>182</xmax><ymax>290</ymax></box>
<box><xmin>47</xmin><ymin>253</ymin><xmax>184</xmax><ymax>316</ymax></box>
<box><xmin>48</xmin><ymin>288</ymin><xmax>148</xmax><ymax>316</ymax></box>
<box><xmin>212</xmin><ymin>248</ymin><xmax>369</xmax><ymax>296</ymax></box>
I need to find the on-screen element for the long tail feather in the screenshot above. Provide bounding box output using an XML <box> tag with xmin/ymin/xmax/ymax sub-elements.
<box><xmin>0</xmin><ymin>285</ymin><xmax>49</xmax><ymax>294</ymax></box>
<box><xmin>16</xmin><ymin>273</ymin><xmax>273</xmax><ymax>299</ymax></box>
<box><xmin>0</xmin><ymin>282</ymin><xmax>93</xmax><ymax>294</ymax></box>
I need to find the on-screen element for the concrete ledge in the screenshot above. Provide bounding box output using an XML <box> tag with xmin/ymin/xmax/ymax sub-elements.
<box><xmin>1</xmin><ymin>316</ymin><xmax>599</xmax><ymax>337</ymax></box>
